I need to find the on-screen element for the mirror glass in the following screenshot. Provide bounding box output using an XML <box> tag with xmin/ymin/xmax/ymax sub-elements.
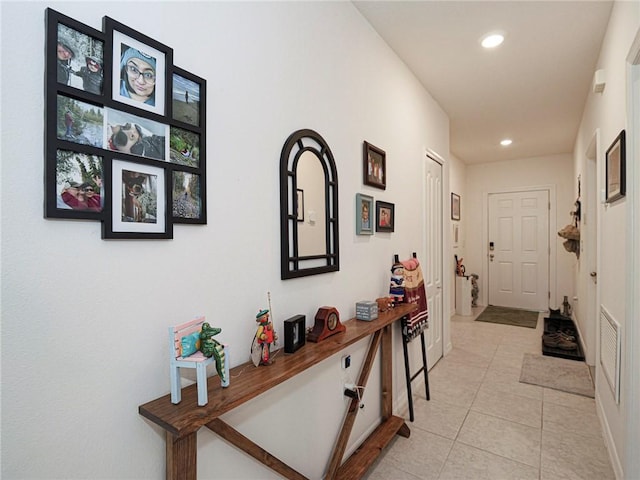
<box><xmin>297</xmin><ymin>151</ymin><xmax>326</xmax><ymax>257</ymax></box>
<box><xmin>280</xmin><ymin>129</ymin><xmax>339</xmax><ymax>279</ymax></box>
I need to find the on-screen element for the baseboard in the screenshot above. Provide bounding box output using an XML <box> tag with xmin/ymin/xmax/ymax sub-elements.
<box><xmin>596</xmin><ymin>390</ymin><xmax>624</xmax><ymax>479</ymax></box>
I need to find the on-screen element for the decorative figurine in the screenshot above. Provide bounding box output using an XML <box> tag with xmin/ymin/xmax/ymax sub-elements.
<box><xmin>199</xmin><ymin>322</ymin><xmax>229</xmax><ymax>387</ymax></box>
<box><xmin>376</xmin><ymin>296</ymin><xmax>394</xmax><ymax>312</ymax></box>
<box><xmin>455</xmin><ymin>255</ymin><xmax>466</xmax><ymax>276</ymax></box>
<box><xmin>562</xmin><ymin>295</ymin><xmax>572</xmax><ymax>317</ymax></box>
<box><xmin>389</xmin><ymin>262</ymin><xmax>406</xmax><ymax>305</ymax></box>
<box><xmin>251</xmin><ymin>308</ymin><xmax>278</xmax><ymax>366</ymax></box>
<box><xmin>470</xmin><ymin>273</ymin><xmax>479</xmax><ymax>307</ymax></box>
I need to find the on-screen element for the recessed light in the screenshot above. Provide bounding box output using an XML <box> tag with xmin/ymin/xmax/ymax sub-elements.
<box><xmin>481</xmin><ymin>33</ymin><xmax>505</xmax><ymax>49</ymax></box>
<box><xmin>500</xmin><ymin>139</ymin><xmax>512</xmax><ymax>146</ymax></box>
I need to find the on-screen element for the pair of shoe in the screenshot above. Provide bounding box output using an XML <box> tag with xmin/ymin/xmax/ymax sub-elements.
<box><xmin>543</xmin><ymin>333</ymin><xmax>577</xmax><ymax>350</ymax></box>
<box><xmin>545</xmin><ymin>330</ymin><xmax>576</xmax><ymax>342</ymax></box>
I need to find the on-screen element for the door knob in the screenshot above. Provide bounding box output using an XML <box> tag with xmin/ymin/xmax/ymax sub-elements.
<box><xmin>489</xmin><ymin>254</ymin><xmax>494</xmax><ymax>262</ymax></box>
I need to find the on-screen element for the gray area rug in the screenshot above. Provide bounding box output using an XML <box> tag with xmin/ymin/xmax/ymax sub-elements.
<box><xmin>475</xmin><ymin>305</ymin><xmax>538</xmax><ymax>328</ymax></box>
<box><xmin>519</xmin><ymin>353</ymin><xmax>595</xmax><ymax>398</ymax></box>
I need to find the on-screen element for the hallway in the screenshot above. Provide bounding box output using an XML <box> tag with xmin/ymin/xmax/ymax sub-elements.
<box><xmin>366</xmin><ymin>308</ymin><xmax>615</xmax><ymax>479</ymax></box>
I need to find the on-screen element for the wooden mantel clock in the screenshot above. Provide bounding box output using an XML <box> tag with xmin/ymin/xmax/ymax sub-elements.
<box><xmin>307</xmin><ymin>306</ymin><xmax>346</xmax><ymax>343</ymax></box>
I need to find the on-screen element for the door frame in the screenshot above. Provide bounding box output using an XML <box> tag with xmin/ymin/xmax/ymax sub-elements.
<box><xmin>481</xmin><ymin>185</ymin><xmax>557</xmax><ymax>309</ymax></box>
<box><xmin>424</xmin><ymin>148</ymin><xmax>449</xmax><ymax>361</ymax></box>
<box><xmin>624</xmin><ymin>30</ymin><xmax>640</xmax><ymax>480</ymax></box>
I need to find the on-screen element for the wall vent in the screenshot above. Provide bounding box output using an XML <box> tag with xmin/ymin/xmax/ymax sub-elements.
<box><xmin>599</xmin><ymin>305</ymin><xmax>621</xmax><ymax>404</ymax></box>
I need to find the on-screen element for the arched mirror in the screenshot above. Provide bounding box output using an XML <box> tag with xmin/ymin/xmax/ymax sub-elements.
<box><xmin>280</xmin><ymin>129</ymin><xmax>339</xmax><ymax>279</ymax></box>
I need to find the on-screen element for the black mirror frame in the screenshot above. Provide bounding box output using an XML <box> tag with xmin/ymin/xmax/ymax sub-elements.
<box><xmin>279</xmin><ymin>129</ymin><xmax>339</xmax><ymax>280</ymax></box>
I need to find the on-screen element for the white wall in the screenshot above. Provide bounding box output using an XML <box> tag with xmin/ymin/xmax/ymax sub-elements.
<box><xmin>0</xmin><ymin>2</ymin><xmax>450</xmax><ymax>479</ymax></box>
<box><xmin>448</xmin><ymin>154</ymin><xmax>467</xmax><ymax>313</ymax></box>
<box><xmin>573</xmin><ymin>1</ymin><xmax>640</xmax><ymax>477</ymax></box>
<box><xmin>464</xmin><ymin>154</ymin><xmax>575</xmax><ymax>309</ymax></box>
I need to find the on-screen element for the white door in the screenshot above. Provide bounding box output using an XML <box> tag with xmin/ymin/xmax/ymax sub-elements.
<box><xmin>424</xmin><ymin>155</ymin><xmax>443</xmax><ymax>367</ymax></box>
<box><xmin>488</xmin><ymin>190</ymin><xmax>549</xmax><ymax>310</ymax></box>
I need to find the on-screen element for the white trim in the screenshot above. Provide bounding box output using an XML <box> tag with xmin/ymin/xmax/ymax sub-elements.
<box><xmin>481</xmin><ymin>184</ymin><xmax>557</xmax><ymax>310</ymax></box>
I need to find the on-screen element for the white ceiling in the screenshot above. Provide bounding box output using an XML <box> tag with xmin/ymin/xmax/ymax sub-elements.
<box><xmin>353</xmin><ymin>1</ymin><xmax>614</xmax><ymax>165</ymax></box>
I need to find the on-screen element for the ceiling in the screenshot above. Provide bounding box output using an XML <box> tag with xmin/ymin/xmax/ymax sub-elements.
<box><xmin>353</xmin><ymin>1</ymin><xmax>614</xmax><ymax>165</ymax></box>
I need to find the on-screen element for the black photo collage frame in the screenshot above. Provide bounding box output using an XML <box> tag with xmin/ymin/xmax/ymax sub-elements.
<box><xmin>45</xmin><ymin>8</ymin><xmax>207</xmax><ymax>239</ymax></box>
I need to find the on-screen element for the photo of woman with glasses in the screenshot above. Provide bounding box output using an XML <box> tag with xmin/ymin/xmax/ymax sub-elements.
<box><xmin>119</xmin><ymin>46</ymin><xmax>156</xmax><ymax>106</ymax></box>
<box><xmin>111</xmin><ymin>30</ymin><xmax>166</xmax><ymax>116</ymax></box>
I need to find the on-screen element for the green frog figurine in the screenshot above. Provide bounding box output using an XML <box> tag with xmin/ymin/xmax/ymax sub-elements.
<box><xmin>199</xmin><ymin>322</ymin><xmax>229</xmax><ymax>387</ymax></box>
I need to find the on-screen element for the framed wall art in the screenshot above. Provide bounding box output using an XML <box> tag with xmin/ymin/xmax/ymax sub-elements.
<box><xmin>363</xmin><ymin>141</ymin><xmax>386</xmax><ymax>190</ymax></box>
<box><xmin>356</xmin><ymin>193</ymin><xmax>374</xmax><ymax>235</ymax></box>
<box><xmin>451</xmin><ymin>193</ymin><xmax>461</xmax><ymax>221</ymax></box>
<box><xmin>375</xmin><ymin>200</ymin><xmax>394</xmax><ymax>232</ymax></box>
<box><xmin>45</xmin><ymin>8</ymin><xmax>207</xmax><ymax>238</ymax></box>
<box><xmin>605</xmin><ymin>130</ymin><xmax>625</xmax><ymax>204</ymax></box>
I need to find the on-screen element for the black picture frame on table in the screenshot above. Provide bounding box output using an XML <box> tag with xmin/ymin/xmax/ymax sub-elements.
<box><xmin>44</xmin><ymin>8</ymin><xmax>207</xmax><ymax>237</ymax></box>
<box><xmin>363</xmin><ymin>141</ymin><xmax>386</xmax><ymax>190</ymax></box>
<box><xmin>375</xmin><ymin>200</ymin><xmax>395</xmax><ymax>232</ymax></box>
<box><xmin>605</xmin><ymin>130</ymin><xmax>626</xmax><ymax>204</ymax></box>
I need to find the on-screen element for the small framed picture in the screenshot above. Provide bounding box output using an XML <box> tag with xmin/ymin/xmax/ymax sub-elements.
<box><xmin>54</xmin><ymin>19</ymin><xmax>105</xmax><ymax>96</ymax></box>
<box><xmin>605</xmin><ymin>130</ymin><xmax>625</xmax><ymax>204</ymax></box>
<box><xmin>57</xmin><ymin>95</ymin><xmax>104</xmax><ymax>148</ymax></box>
<box><xmin>172</xmin><ymin>68</ymin><xmax>204</xmax><ymax>128</ymax></box>
<box><xmin>356</xmin><ymin>193</ymin><xmax>374</xmax><ymax>235</ymax></box>
<box><xmin>284</xmin><ymin>314</ymin><xmax>306</xmax><ymax>354</ymax></box>
<box><xmin>105</xmin><ymin>108</ymin><xmax>168</xmax><ymax>162</ymax></box>
<box><xmin>107</xmin><ymin>18</ymin><xmax>170</xmax><ymax>116</ymax></box>
<box><xmin>169</xmin><ymin>126</ymin><xmax>200</xmax><ymax>168</ymax></box>
<box><xmin>105</xmin><ymin>159</ymin><xmax>170</xmax><ymax>238</ymax></box>
<box><xmin>172</xmin><ymin>171</ymin><xmax>204</xmax><ymax>223</ymax></box>
<box><xmin>375</xmin><ymin>200</ymin><xmax>395</xmax><ymax>232</ymax></box>
<box><xmin>451</xmin><ymin>193</ymin><xmax>461</xmax><ymax>221</ymax></box>
<box><xmin>48</xmin><ymin>149</ymin><xmax>104</xmax><ymax>218</ymax></box>
<box><xmin>453</xmin><ymin>223</ymin><xmax>460</xmax><ymax>248</ymax></box>
<box><xmin>363</xmin><ymin>141</ymin><xmax>386</xmax><ymax>190</ymax></box>
<box><xmin>296</xmin><ymin>189</ymin><xmax>305</xmax><ymax>222</ymax></box>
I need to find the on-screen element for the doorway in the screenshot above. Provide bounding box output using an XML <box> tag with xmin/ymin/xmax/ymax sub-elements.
<box><xmin>487</xmin><ymin>189</ymin><xmax>550</xmax><ymax>311</ymax></box>
<box><xmin>424</xmin><ymin>153</ymin><xmax>443</xmax><ymax>368</ymax></box>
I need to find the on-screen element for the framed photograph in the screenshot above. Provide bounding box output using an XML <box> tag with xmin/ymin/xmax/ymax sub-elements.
<box><xmin>105</xmin><ymin>108</ymin><xmax>168</xmax><ymax>161</ymax></box>
<box><xmin>105</xmin><ymin>159</ymin><xmax>170</xmax><ymax>238</ymax></box>
<box><xmin>451</xmin><ymin>193</ymin><xmax>461</xmax><ymax>221</ymax></box>
<box><xmin>57</xmin><ymin>95</ymin><xmax>104</xmax><ymax>148</ymax></box>
<box><xmin>453</xmin><ymin>223</ymin><xmax>459</xmax><ymax>248</ymax></box>
<box><xmin>296</xmin><ymin>189</ymin><xmax>305</xmax><ymax>222</ymax></box>
<box><xmin>363</xmin><ymin>141</ymin><xmax>386</xmax><ymax>190</ymax></box>
<box><xmin>356</xmin><ymin>193</ymin><xmax>374</xmax><ymax>235</ymax></box>
<box><xmin>54</xmin><ymin>18</ymin><xmax>105</xmax><ymax>96</ymax></box>
<box><xmin>169</xmin><ymin>126</ymin><xmax>200</xmax><ymax>168</ymax></box>
<box><xmin>284</xmin><ymin>314</ymin><xmax>306</xmax><ymax>354</ymax></box>
<box><xmin>172</xmin><ymin>69</ymin><xmax>203</xmax><ymax>128</ymax></box>
<box><xmin>172</xmin><ymin>171</ymin><xmax>204</xmax><ymax>223</ymax></box>
<box><xmin>107</xmin><ymin>19</ymin><xmax>170</xmax><ymax>116</ymax></box>
<box><xmin>375</xmin><ymin>200</ymin><xmax>395</xmax><ymax>232</ymax></box>
<box><xmin>48</xmin><ymin>149</ymin><xmax>104</xmax><ymax>218</ymax></box>
<box><xmin>605</xmin><ymin>130</ymin><xmax>626</xmax><ymax>203</ymax></box>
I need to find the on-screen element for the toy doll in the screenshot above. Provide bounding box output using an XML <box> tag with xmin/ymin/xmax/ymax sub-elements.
<box><xmin>389</xmin><ymin>262</ymin><xmax>406</xmax><ymax>305</ymax></box>
<box><xmin>251</xmin><ymin>309</ymin><xmax>278</xmax><ymax>366</ymax></box>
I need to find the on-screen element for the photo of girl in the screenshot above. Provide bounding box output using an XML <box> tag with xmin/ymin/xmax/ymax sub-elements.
<box><xmin>111</xmin><ymin>30</ymin><xmax>165</xmax><ymax>116</ymax></box>
<box><xmin>57</xmin><ymin>95</ymin><xmax>104</xmax><ymax>147</ymax></box>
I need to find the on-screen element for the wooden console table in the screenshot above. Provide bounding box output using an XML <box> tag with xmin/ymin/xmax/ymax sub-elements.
<box><xmin>139</xmin><ymin>303</ymin><xmax>417</xmax><ymax>480</ymax></box>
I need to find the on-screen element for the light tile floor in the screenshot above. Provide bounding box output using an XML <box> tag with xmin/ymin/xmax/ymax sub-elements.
<box><xmin>365</xmin><ymin>307</ymin><xmax>615</xmax><ymax>480</ymax></box>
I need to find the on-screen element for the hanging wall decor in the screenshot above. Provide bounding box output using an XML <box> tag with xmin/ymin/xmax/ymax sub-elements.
<box><xmin>45</xmin><ymin>9</ymin><xmax>207</xmax><ymax>239</ymax></box>
<box><xmin>605</xmin><ymin>130</ymin><xmax>625</xmax><ymax>204</ymax></box>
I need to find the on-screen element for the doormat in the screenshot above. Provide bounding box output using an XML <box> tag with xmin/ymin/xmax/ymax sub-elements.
<box><xmin>475</xmin><ymin>305</ymin><xmax>538</xmax><ymax>328</ymax></box>
<box><xmin>519</xmin><ymin>353</ymin><xmax>594</xmax><ymax>398</ymax></box>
